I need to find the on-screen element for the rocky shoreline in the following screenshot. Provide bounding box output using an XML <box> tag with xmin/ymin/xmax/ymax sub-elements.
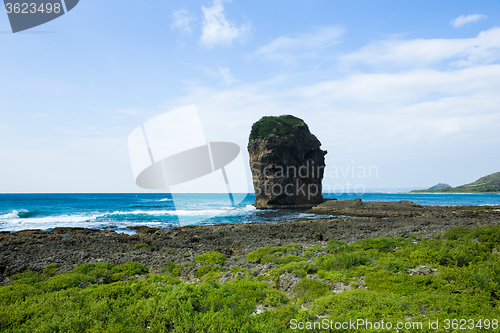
<box><xmin>1</xmin><ymin>199</ymin><xmax>499</xmax><ymax>284</ymax></box>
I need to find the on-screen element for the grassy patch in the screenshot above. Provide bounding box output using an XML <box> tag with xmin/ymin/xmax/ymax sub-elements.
<box><xmin>249</xmin><ymin>115</ymin><xmax>305</xmax><ymax>141</ymax></box>
<box><xmin>293</xmin><ymin>279</ymin><xmax>331</xmax><ymax>303</ymax></box>
<box><xmin>246</xmin><ymin>244</ymin><xmax>301</xmax><ymax>264</ymax></box>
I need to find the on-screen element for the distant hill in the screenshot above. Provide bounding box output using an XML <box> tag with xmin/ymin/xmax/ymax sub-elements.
<box><xmin>428</xmin><ymin>183</ymin><xmax>451</xmax><ymax>190</ymax></box>
<box><xmin>412</xmin><ymin>172</ymin><xmax>500</xmax><ymax>193</ymax></box>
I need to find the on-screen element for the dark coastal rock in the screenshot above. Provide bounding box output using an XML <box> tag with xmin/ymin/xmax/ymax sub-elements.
<box><xmin>0</xmin><ymin>201</ymin><xmax>499</xmax><ymax>282</ymax></box>
<box><xmin>310</xmin><ymin>198</ymin><xmax>426</xmax><ymax>218</ymax></box>
<box><xmin>247</xmin><ymin>115</ymin><xmax>327</xmax><ymax>209</ymax></box>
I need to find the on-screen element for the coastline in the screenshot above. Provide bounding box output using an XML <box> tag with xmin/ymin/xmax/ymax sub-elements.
<box><xmin>3</xmin><ymin>199</ymin><xmax>500</xmax><ymax>332</ymax></box>
<box><xmin>2</xmin><ymin>199</ymin><xmax>499</xmax><ymax>281</ymax></box>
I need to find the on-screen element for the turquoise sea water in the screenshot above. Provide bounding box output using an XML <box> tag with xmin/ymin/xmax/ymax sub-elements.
<box><xmin>0</xmin><ymin>193</ymin><xmax>498</xmax><ymax>232</ymax></box>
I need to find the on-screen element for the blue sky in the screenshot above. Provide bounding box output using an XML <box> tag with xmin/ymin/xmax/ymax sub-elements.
<box><xmin>1</xmin><ymin>0</ymin><xmax>500</xmax><ymax>193</ymax></box>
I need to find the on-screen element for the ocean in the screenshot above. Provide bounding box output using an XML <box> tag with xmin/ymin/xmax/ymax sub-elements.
<box><xmin>0</xmin><ymin>193</ymin><xmax>498</xmax><ymax>233</ymax></box>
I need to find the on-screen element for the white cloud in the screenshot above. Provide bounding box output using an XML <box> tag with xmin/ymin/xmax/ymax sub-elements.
<box><xmin>251</xmin><ymin>26</ymin><xmax>344</xmax><ymax>64</ymax></box>
<box><xmin>167</xmin><ymin>56</ymin><xmax>500</xmax><ymax>188</ymax></box>
<box><xmin>171</xmin><ymin>9</ymin><xmax>196</xmax><ymax>33</ymax></box>
<box><xmin>219</xmin><ymin>66</ymin><xmax>238</xmax><ymax>85</ymax></box>
<box><xmin>172</xmin><ymin>64</ymin><xmax>500</xmax><ymax>149</ymax></box>
<box><xmin>451</xmin><ymin>14</ymin><xmax>487</xmax><ymax>28</ymax></box>
<box><xmin>197</xmin><ymin>65</ymin><xmax>240</xmax><ymax>85</ymax></box>
<box><xmin>341</xmin><ymin>27</ymin><xmax>500</xmax><ymax>68</ymax></box>
<box><xmin>299</xmin><ymin>65</ymin><xmax>500</xmax><ymax>104</ymax></box>
<box><xmin>200</xmin><ymin>0</ymin><xmax>251</xmax><ymax>48</ymax></box>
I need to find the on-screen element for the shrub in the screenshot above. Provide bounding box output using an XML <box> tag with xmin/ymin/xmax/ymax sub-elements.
<box><xmin>72</xmin><ymin>262</ymin><xmax>114</xmax><ymax>283</ymax></box>
<box><xmin>133</xmin><ymin>243</ymin><xmax>149</xmax><ymax>250</ymax></box>
<box><xmin>351</xmin><ymin>237</ymin><xmax>409</xmax><ymax>252</ymax></box>
<box><xmin>201</xmin><ymin>271</ymin><xmax>223</xmax><ymax>282</ymax></box>
<box><xmin>326</xmin><ymin>240</ymin><xmax>348</xmax><ymax>252</ymax></box>
<box><xmin>195</xmin><ymin>252</ymin><xmax>227</xmax><ymax>265</ymax></box>
<box><xmin>303</xmin><ymin>246</ymin><xmax>324</xmax><ymax>258</ymax></box>
<box><xmin>11</xmin><ymin>270</ymin><xmax>44</xmax><ymax>285</ymax></box>
<box><xmin>293</xmin><ymin>279</ymin><xmax>330</xmax><ymax>302</ymax></box>
<box><xmin>195</xmin><ymin>265</ymin><xmax>225</xmax><ymax>279</ymax></box>
<box><xmin>163</xmin><ymin>262</ymin><xmax>182</xmax><ymax>276</ymax></box>
<box><xmin>246</xmin><ymin>244</ymin><xmax>301</xmax><ymax>264</ymax></box>
<box><xmin>271</xmin><ymin>261</ymin><xmax>315</xmax><ymax>279</ymax></box>
<box><xmin>42</xmin><ymin>263</ymin><xmax>58</xmax><ymax>278</ymax></box>
<box><xmin>386</xmin><ymin>259</ymin><xmax>410</xmax><ymax>273</ymax></box>
<box><xmin>318</xmin><ymin>253</ymin><xmax>368</xmax><ymax>270</ymax></box>
<box><xmin>110</xmin><ymin>261</ymin><xmax>149</xmax><ymax>281</ymax></box>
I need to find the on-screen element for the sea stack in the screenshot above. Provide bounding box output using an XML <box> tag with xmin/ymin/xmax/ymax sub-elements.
<box><xmin>247</xmin><ymin>115</ymin><xmax>327</xmax><ymax>209</ymax></box>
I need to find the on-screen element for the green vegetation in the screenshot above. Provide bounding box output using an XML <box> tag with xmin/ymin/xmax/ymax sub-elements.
<box><xmin>302</xmin><ymin>246</ymin><xmax>324</xmax><ymax>258</ymax></box>
<box><xmin>249</xmin><ymin>115</ymin><xmax>305</xmax><ymax>141</ymax></box>
<box><xmin>42</xmin><ymin>263</ymin><xmax>58</xmax><ymax>278</ymax></box>
<box><xmin>475</xmin><ymin>206</ymin><xmax>500</xmax><ymax>210</ymax></box>
<box><xmin>133</xmin><ymin>243</ymin><xmax>149</xmax><ymax>250</ymax></box>
<box><xmin>195</xmin><ymin>251</ymin><xmax>227</xmax><ymax>265</ymax></box>
<box><xmin>3</xmin><ymin>226</ymin><xmax>500</xmax><ymax>332</ymax></box>
<box><xmin>246</xmin><ymin>244</ymin><xmax>303</xmax><ymax>264</ymax></box>
<box><xmin>326</xmin><ymin>239</ymin><xmax>348</xmax><ymax>252</ymax></box>
<box><xmin>195</xmin><ymin>265</ymin><xmax>225</xmax><ymax>280</ymax></box>
<box><xmin>412</xmin><ymin>171</ymin><xmax>500</xmax><ymax>193</ymax></box>
<box><xmin>163</xmin><ymin>262</ymin><xmax>181</xmax><ymax>276</ymax></box>
<box><xmin>293</xmin><ymin>279</ymin><xmax>330</xmax><ymax>302</ymax></box>
<box><xmin>193</xmin><ymin>252</ymin><xmax>228</xmax><ymax>281</ymax></box>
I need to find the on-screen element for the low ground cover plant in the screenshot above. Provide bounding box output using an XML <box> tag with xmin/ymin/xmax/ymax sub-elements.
<box><xmin>2</xmin><ymin>225</ymin><xmax>500</xmax><ymax>332</ymax></box>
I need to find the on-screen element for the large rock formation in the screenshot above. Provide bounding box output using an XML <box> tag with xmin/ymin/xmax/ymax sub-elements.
<box><xmin>247</xmin><ymin>115</ymin><xmax>327</xmax><ymax>209</ymax></box>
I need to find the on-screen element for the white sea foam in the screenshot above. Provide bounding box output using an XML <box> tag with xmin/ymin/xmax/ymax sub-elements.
<box><xmin>0</xmin><ymin>211</ymin><xmax>22</xmax><ymax>219</ymax></box>
<box><xmin>158</xmin><ymin>198</ymin><xmax>173</xmax><ymax>202</ymax></box>
<box><xmin>101</xmin><ymin>208</ymin><xmax>231</xmax><ymax>217</ymax></box>
<box><xmin>0</xmin><ymin>213</ymin><xmax>98</xmax><ymax>231</ymax></box>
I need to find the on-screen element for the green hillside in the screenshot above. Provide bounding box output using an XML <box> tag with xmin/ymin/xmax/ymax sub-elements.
<box><xmin>413</xmin><ymin>172</ymin><xmax>500</xmax><ymax>193</ymax></box>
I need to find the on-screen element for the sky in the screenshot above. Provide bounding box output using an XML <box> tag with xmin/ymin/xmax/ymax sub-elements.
<box><xmin>1</xmin><ymin>0</ymin><xmax>500</xmax><ymax>193</ymax></box>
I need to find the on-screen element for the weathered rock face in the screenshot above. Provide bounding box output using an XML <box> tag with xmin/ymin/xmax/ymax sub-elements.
<box><xmin>247</xmin><ymin>115</ymin><xmax>327</xmax><ymax>209</ymax></box>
